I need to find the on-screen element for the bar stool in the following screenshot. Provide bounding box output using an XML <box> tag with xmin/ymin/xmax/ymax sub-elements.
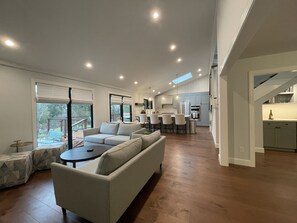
<box><xmin>139</xmin><ymin>114</ymin><xmax>149</xmax><ymax>129</ymax></box>
<box><xmin>175</xmin><ymin>114</ymin><xmax>187</xmax><ymax>134</ymax></box>
<box><xmin>162</xmin><ymin>114</ymin><xmax>174</xmax><ymax>133</ymax></box>
<box><xmin>150</xmin><ymin>114</ymin><xmax>161</xmax><ymax>132</ymax></box>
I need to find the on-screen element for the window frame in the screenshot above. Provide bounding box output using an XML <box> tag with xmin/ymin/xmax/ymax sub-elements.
<box><xmin>109</xmin><ymin>94</ymin><xmax>132</xmax><ymax>123</ymax></box>
<box><xmin>33</xmin><ymin>80</ymin><xmax>94</xmax><ymax>149</ymax></box>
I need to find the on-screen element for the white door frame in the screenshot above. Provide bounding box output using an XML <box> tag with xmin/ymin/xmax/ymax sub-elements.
<box><xmin>248</xmin><ymin>65</ymin><xmax>297</xmax><ymax>167</ymax></box>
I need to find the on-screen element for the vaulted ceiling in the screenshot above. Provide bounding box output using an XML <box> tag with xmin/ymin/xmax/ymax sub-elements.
<box><xmin>241</xmin><ymin>0</ymin><xmax>297</xmax><ymax>59</ymax></box>
<box><xmin>0</xmin><ymin>0</ymin><xmax>217</xmax><ymax>94</ymax></box>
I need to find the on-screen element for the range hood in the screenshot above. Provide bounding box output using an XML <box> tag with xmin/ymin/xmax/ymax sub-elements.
<box><xmin>161</xmin><ymin>95</ymin><xmax>173</xmax><ymax>104</ymax></box>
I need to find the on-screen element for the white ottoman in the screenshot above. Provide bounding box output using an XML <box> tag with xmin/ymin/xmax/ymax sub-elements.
<box><xmin>0</xmin><ymin>151</ymin><xmax>33</xmax><ymax>189</ymax></box>
<box><xmin>33</xmin><ymin>143</ymin><xmax>67</xmax><ymax>171</ymax></box>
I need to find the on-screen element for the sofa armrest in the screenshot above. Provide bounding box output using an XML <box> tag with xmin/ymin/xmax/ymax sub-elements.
<box><xmin>51</xmin><ymin>163</ymin><xmax>111</xmax><ymax>223</ymax></box>
<box><xmin>83</xmin><ymin>127</ymin><xmax>100</xmax><ymax>137</ymax></box>
<box><xmin>131</xmin><ymin>133</ymin><xmax>143</xmax><ymax>139</ymax></box>
<box><xmin>132</xmin><ymin>128</ymin><xmax>146</xmax><ymax>135</ymax></box>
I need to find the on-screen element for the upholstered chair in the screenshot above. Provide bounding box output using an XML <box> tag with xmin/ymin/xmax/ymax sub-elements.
<box><xmin>162</xmin><ymin>114</ymin><xmax>174</xmax><ymax>133</ymax></box>
<box><xmin>150</xmin><ymin>114</ymin><xmax>161</xmax><ymax>132</ymax></box>
<box><xmin>139</xmin><ymin>114</ymin><xmax>149</xmax><ymax>129</ymax></box>
<box><xmin>175</xmin><ymin>114</ymin><xmax>187</xmax><ymax>134</ymax></box>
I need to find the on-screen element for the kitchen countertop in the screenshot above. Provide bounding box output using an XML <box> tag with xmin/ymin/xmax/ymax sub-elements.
<box><xmin>263</xmin><ymin>119</ymin><xmax>297</xmax><ymax>122</ymax></box>
<box><xmin>155</xmin><ymin>114</ymin><xmax>190</xmax><ymax>118</ymax></box>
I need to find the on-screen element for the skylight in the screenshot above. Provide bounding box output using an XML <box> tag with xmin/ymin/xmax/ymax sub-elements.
<box><xmin>172</xmin><ymin>72</ymin><xmax>192</xmax><ymax>84</ymax></box>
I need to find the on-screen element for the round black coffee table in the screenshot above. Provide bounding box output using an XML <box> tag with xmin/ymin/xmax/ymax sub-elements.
<box><xmin>60</xmin><ymin>145</ymin><xmax>108</xmax><ymax>168</ymax></box>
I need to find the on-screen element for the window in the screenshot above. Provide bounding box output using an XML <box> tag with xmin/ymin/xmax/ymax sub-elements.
<box><xmin>144</xmin><ymin>99</ymin><xmax>153</xmax><ymax>109</ymax></box>
<box><xmin>110</xmin><ymin>94</ymin><xmax>132</xmax><ymax>122</ymax></box>
<box><xmin>35</xmin><ymin>83</ymin><xmax>93</xmax><ymax>148</ymax></box>
<box><xmin>36</xmin><ymin>103</ymin><xmax>68</xmax><ymax>145</ymax></box>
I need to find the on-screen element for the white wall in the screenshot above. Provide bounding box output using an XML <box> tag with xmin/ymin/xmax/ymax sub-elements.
<box><xmin>226</xmin><ymin>50</ymin><xmax>297</xmax><ymax>166</ymax></box>
<box><xmin>133</xmin><ymin>92</ymin><xmax>155</xmax><ymax>117</ymax></box>
<box><xmin>262</xmin><ymin>103</ymin><xmax>297</xmax><ymax>120</ymax></box>
<box><xmin>254</xmin><ymin>101</ymin><xmax>264</xmax><ymax>152</ymax></box>
<box><xmin>210</xmin><ymin>67</ymin><xmax>219</xmax><ymax>147</ymax></box>
<box><xmin>216</xmin><ymin>0</ymin><xmax>254</xmax><ymax>74</ymax></box>
<box><xmin>0</xmin><ymin>65</ymin><xmax>131</xmax><ymax>154</ymax></box>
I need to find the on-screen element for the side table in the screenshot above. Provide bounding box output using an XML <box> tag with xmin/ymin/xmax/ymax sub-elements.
<box><xmin>33</xmin><ymin>143</ymin><xmax>67</xmax><ymax>171</ymax></box>
<box><xmin>0</xmin><ymin>151</ymin><xmax>33</xmax><ymax>189</ymax></box>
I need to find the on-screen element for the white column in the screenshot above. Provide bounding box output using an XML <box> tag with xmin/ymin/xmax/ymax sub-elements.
<box><xmin>219</xmin><ymin>75</ymin><xmax>229</xmax><ymax>166</ymax></box>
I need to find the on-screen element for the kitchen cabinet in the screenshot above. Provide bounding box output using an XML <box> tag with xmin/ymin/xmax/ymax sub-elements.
<box><xmin>154</xmin><ymin>95</ymin><xmax>174</xmax><ymax>109</ymax></box>
<box><xmin>266</xmin><ymin>86</ymin><xmax>295</xmax><ymax>103</ymax></box>
<box><xmin>263</xmin><ymin>121</ymin><xmax>297</xmax><ymax>150</ymax></box>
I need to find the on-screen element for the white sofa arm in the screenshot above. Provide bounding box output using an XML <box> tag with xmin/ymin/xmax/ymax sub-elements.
<box><xmin>83</xmin><ymin>127</ymin><xmax>100</xmax><ymax>137</ymax></box>
<box><xmin>51</xmin><ymin>163</ymin><xmax>111</xmax><ymax>223</ymax></box>
<box><xmin>132</xmin><ymin>128</ymin><xmax>146</xmax><ymax>135</ymax></box>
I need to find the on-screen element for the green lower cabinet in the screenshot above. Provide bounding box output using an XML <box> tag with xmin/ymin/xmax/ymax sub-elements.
<box><xmin>263</xmin><ymin>121</ymin><xmax>297</xmax><ymax>150</ymax></box>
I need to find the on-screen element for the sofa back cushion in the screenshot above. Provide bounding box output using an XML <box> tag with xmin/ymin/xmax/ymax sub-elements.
<box><xmin>141</xmin><ymin>130</ymin><xmax>161</xmax><ymax>150</ymax></box>
<box><xmin>100</xmin><ymin>122</ymin><xmax>119</xmax><ymax>135</ymax></box>
<box><xmin>117</xmin><ymin>123</ymin><xmax>141</xmax><ymax>136</ymax></box>
<box><xmin>96</xmin><ymin>138</ymin><xmax>142</xmax><ymax>175</ymax></box>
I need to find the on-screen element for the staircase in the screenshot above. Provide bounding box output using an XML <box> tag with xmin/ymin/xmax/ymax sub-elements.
<box><xmin>254</xmin><ymin>71</ymin><xmax>297</xmax><ymax>104</ymax></box>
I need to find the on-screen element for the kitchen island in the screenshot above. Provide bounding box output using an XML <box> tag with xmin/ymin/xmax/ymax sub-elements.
<box><xmin>147</xmin><ymin>114</ymin><xmax>192</xmax><ymax>133</ymax></box>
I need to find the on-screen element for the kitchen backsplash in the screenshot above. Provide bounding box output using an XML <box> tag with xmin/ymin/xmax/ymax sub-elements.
<box><xmin>156</xmin><ymin>105</ymin><xmax>177</xmax><ymax>114</ymax></box>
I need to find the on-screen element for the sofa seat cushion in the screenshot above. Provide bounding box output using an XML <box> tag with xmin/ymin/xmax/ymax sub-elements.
<box><xmin>96</xmin><ymin>138</ymin><xmax>142</xmax><ymax>175</ymax></box>
<box><xmin>100</xmin><ymin>122</ymin><xmax>119</xmax><ymax>135</ymax></box>
<box><xmin>84</xmin><ymin>134</ymin><xmax>114</xmax><ymax>144</ymax></box>
<box><xmin>141</xmin><ymin>130</ymin><xmax>161</xmax><ymax>150</ymax></box>
<box><xmin>104</xmin><ymin>135</ymin><xmax>130</xmax><ymax>146</ymax></box>
<box><xmin>117</xmin><ymin>123</ymin><xmax>141</xmax><ymax>136</ymax></box>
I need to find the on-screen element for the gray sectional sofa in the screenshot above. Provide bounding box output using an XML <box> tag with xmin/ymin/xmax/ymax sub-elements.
<box><xmin>83</xmin><ymin>122</ymin><xmax>146</xmax><ymax>149</ymax></box>
<box><xmin>51</xmin><ymin>130</ymin><xmax>165</xmax><ymax>223</ymax></box>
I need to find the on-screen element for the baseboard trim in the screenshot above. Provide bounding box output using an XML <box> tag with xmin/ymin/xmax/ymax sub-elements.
<box><xmin>211</xmin><ymin>132</ymin><xmax>219</xmax><ymax>148</ymax></box>
<box><xmin>255</xmin><ymin>147</ymin><xmax>265</xmax><ymax>153</ymax></box>
<box><xmin>229</xmin><ymin>158</ymin><xmax>254</xmax><ymax>167</ymax></box>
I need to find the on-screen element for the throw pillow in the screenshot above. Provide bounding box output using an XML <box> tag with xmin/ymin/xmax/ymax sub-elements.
<box><xmin>100</xmin><ymin>122</ymin><xmax>119</xmax><ymax>135</ymax></box>
<box><xmin>141</xmin><ymin>130</ymin><xmax>161</xmax><ymax>150</ymax></box>
<box><xmin>96</xmin><ymin>138</ymin><xmax>142</xmax><ymax>175</ymax></box>
<box><xmin>117</xmin><ymin>123</ymin><xmax>141</xmax><ymax>136</ymax></box>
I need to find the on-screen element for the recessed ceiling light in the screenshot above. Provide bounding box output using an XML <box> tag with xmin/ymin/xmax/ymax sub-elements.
<box><xmin>158</xmin><ymin>91</ymin><xmax>161</xmax><ymax>94</ymax></box>
<box><xmin>119</xmin><ymin>75</ymin><xmax>124</xmax><ymax>79</ymax></box>
<box><xmin>151</xmin><ymin>10</ymin><xmax>160</xmax><ymax>21</ymax></box>
<box><xmin>169</xmin><ymin>82</ymin><xmax>172</xmax><ymax>85</ymax></box>
<box><xmin>170</xmin><ymin>44</ymin><xmax>176</xmax><ymax>51</ymax></box>
<box><xmin>173</xmin><ymin>85</ymin><xmax>176</xmax><ymax>88</ymax></box>
<box><xmin>199</xmin><ymin>73</ymin><xmax>202</xmax><ymax>77</ymax></box>
<box><xmin>4</xmin><ymin>39</ymin><xmax>15</xmax><ymax>47</ymax></box>
<box><xmin>197</xmin><ymin>68</ymin><xmax>202</xmax><ymax>72</ymax></box>
<box><xmin>134</xmin><ymin>81</ymin><xmax>138</xmax><ymax>85</ymax></box>
<box><xmin>85</xmin><ymin>62</ymin><xmax>93</xmax><ymax>69</ymax></box>
<box><xmin>177</xmin><ymin>58</ymin><xmax>182</xmax><ymax>63</ymax></box>
<box><xmin>152</xmin><ymin>89</ymin><xmax>155</xmax><ymax>92</ymax></box>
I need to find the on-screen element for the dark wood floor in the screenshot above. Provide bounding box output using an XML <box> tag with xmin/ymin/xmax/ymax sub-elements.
<box><xmin>1</xmin><ymin>127</ymin><xmax>297</xmax><ymax>223</ymax></box>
